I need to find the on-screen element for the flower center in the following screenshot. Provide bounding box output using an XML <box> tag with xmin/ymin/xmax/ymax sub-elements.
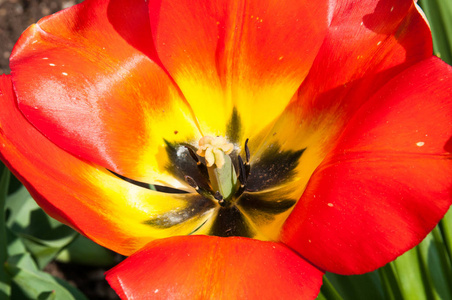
<box><xmin>196</xmin><ymin>136</ymin><xmax>234</xmax><ymax>169</ymax></box>
<box><xmin>114</xmin><ymin>118</ymin><xmax>305</xmax><ymax>241</ymax></box>
<box><xmin>196</xmin><ymin>135</ymin><xmax>237</xmax><ymax>203</ymax></box>
<box><xmin>174</xmin><ymin>135</ymin><xmax>304</xmax><ymax>240</ymax></box>
<box><xmin>185</xmin><ymin>136</ymin><xmax>250</xmax><ymax>207</ymax></box>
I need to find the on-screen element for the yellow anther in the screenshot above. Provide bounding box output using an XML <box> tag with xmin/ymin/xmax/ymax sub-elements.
<box><xmin>197</xmin><ymin>136</ymin><xmax>233</xmax><ymax>168</ymax></box>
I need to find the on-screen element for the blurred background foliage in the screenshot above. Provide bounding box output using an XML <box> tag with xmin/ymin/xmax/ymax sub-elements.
<box><xmin>0</xmin><ymin>0</ymin><xmax>451</xmax><ymax>299</ymax></box>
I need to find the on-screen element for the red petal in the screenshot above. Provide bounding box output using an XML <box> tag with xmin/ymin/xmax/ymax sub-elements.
<box><xmin>0</xmin><ymin>75</ymin><xmax>216</xmax><ymax>256</ymax></box>
<box><xmin>10</xmin><ymin>0</ymin><xmax>200</xmax><ymax>184</ymax></box>
<box><xmin>106</xmin><ymin>236</ymin><xmax>324</xmax><ymax>299</ymax></box>
<box><xmin>148</xmin><ymin>0</ymin><xmax>329</xmax><ymax>138</ymax></box>
<box><xmin>293</xmin><ymin>0</ymin><xmax>431</xmax><ymax>128</ymax></box>
<box><xmin>281</xmin><ymin>57</ymin><xmax>452</xmax><ymax>275</ymax></box>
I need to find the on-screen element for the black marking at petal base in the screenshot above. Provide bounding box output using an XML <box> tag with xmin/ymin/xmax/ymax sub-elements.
<box><xmin>237</xmin><ymin>192</ymin><xmax>296</xmax><ymax>215</ymax></box>
<box><xmin>246</xmin><ymin>145</ymin><xmax>306</xmax><ymax>192</ymax></box>
<box><xmin>109</xmin><ymin>170</ymin><xmax>188</xmax><ymax>193</ymax></box>
<box><xmin>226</xmin><ymin>107</ymin><xmax>241</xmax><ymax>144</ymax></box>
<box><xmin>142</xmin><ymin>194</ymin><xmax>215</xmax><ymax>229</ymax></box>
<box><xmin>189</xmin><ymin>219</ymin><xmax>209</xmax><ymax>235</ymax></box>
<box><xmin>110</xmin><ymin>171</ymin><xmax>152</xmax><ymax>189</ymax></box>
<box><xmin>164</xmin><ymin>140</ymin><xmax>211</xmax><ymax>191</ymax></box>
<box><xmin>209</xmin><ymin>206</ymin><xmax>254</xmax><ymax>237</ymax></box>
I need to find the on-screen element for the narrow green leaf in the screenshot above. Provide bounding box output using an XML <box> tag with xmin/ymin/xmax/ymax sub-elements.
<box><xmin>419</xmin><ymin>0</ymin><xmax>452</xmax><ymax>64</ymax></box>
<box><xmin>392</xmin><ymin>244</ymin><xmax>428</xmax><ymax>300</ymax></box>
<box><xmin>0</xmin><ymin>168</ymin><xmax>11</xmax><ymax>299</ymax></box>
<box><xmin>434</xmin><ymin>0</ymin><xmax>452</xmax><ymax>56</ymax></box>
<box><xmin>377</xmin><ymin>263</ymin><xmax>403</xmax><ymax>300</ymax></box>
<box><xmin>439</xmin><ymin>208</ymin><xmax>452</xmax><ymax>268</ymax></box>
<box><xmin>317</xmin><ymin>275</ymin><xmax>343</xmax><ymax>300</ymax></box>
<box><xmin>326</xmin><ymin>271</ymin><xmax>384</xmax><ymax>299</ymax></box>
<box><xmin>417</xmin><ymin>228</ymin><xmax>452</xmax><ymax>300</ymax></box>
<box><xmin>315</xmin><ymin>292</ymin><xmax>328</xmax><ymax>300</ymax></box>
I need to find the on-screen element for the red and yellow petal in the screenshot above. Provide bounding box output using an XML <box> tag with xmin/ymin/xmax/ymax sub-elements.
<box><xmin>281</xmin><ymin>57</ymin><xmax>452</xmax><ymax>274</ymax></box>
<box><xmin>269</xmin><ymin>0</ymin><xmax>432</xmax><ymax>152</ymax></box>
<box><xmin>0</xmin><ymin>75</ymin><xmax>215</xmax><ymax>256</ymax></box>
<box><xmin>295</xmin><ymin>0</ymin><xmax>431</xmax><ymax>122</ymax></box>
<box><xmin>148</xmin><ymin>0</ymin><xmax>329</xmax><ymax>140</ymax></box>
<box><xmin>246</xmin><ymin>0</ymin><xmax>434</xmax><ymax>206</ymax></box>
<box><xmin>106</xmin><ymin>236</ymin><xmax>324</xmax><ymax>299</ymax></box>
<box><xmin>10</xmin><ymin>0</ymin><xmax>200</xmax><ymax>186</ymax></box>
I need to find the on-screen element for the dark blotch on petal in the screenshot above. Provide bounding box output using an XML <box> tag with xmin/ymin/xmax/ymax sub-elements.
<box><xmin>226</xmin><ymin>107</ymin><xmax>242</xmax><ymax>144</ymax></box>
<box><xmin>246</xmin><ymin>145</ymin><xmax>305</xmax><ymax>191</ymax></box>
<box><xmin>164</xmin><ymin>140</ymin><xmax>211</xmax><ymax>190</ymax></box>
<box><xmin>238</xmin><ymin>192</ymin><xmax>296</xmax><ymax>215</ymax></box>
<box><xmin>143</xmin><ymin>194</ymin><xmax>215</xmax><ymax>229</ymax></box>
<box><xmin>210</xmin><ymin>206</ymin><xmax>254</xmax><ymax>237</ymax></box>
<box><xmin>110</xmin><ymin>170</ymin><xmax>188</xmax><ymax>193</ymax></box>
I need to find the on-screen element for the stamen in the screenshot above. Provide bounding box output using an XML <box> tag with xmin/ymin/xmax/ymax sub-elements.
<box><xmin>237</xmin><ymin>155</ymin><xmax>247</xmax><ymax>188</ymax></box>
<box><xmin>244</xmin><ymin>139</ymin><xmax>251</xmax><ymax>178</ymax></box>
<box><xmin>184</xmin><ymin>175</ymin><xmax>199</xmax><ymax>190</ymax></box>
<box><xmin>214</xmin><ymin>191</ymin><xmax>226</xmax><ymax>207</ymax></box>
<box><xmin>185</xmin><ymin>146</ymin><xmax>201</xmax><ymax>165</ymax></box>
<box><xmin>197</xmin><ymin>135</ymin><xmax>234</xmax><ymax>168</ymax></box>
<box><xmin>185</xmin><ymin>175</ymin><xmax>216</xmax><ymax>200</ymax></box>
<box><xmin>245</xmin><ymin>138</ymin><xmax>250</xmax><ymax>163</ymax></box>
<box><xmin>184</xmin><ymin>146</ymin><xmax>209</xmax><ymax>179</ymax></box>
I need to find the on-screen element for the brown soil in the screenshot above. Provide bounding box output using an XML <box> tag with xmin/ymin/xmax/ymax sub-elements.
<box><xmin>0</xmin><ymin>0</ymin><xmax>83</xmax><ymax>74</ymax></box>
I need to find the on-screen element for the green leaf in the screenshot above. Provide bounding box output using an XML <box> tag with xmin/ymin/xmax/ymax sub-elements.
<box><xmin>56</xmin><ymin>235</ymin><xmax>117</xmax><ymax>267</ymax></box>
<box><xmin>6</xmin><ymin>228</ymin><xmax>27</xmax><ymax>257</ymax></box>
<box><xmin>19</xmin><ymin>240</ymin><xmax>72</xmax><ymax>271</ymax></box>
<box><xmin>326</xmin><ymin>271</ymin><xmax>384</xmax><ymax>299</ymax></box>
<box><xmin>392</xmin><ymin>245</ymin><xmax>429</xmax><ymax>300</ymax></box>
<box><xmin>417</xmin><ymin>228</ymin><xmax>452</xmax><ymax>300</ymax></box>
<box><xmin>0</xmin><ymin>168</ymin><xmax>11</xmax><ymax>299</ymax></box>
<box><xmin>439</xmin><ymin>208</ymin><xmax>452</xmax><ymax>268</ymax></box>
<box><xmin>317</xmin><ymin>276</ymin><xmax>343</xmax><ymax>300</ymax></box>
<box><xmin>37</xmin><ymin>291</ymin><xmax>56</xmax><ymax>300</ymax></box>
<box><xmin>5</xmin><ymin>187</ymin><xmax>77</xmax><ymax>269</ymax></box>
<box><xmin>419</xmin><ymin>0</ymin><xmax>452</xmax><ymax>64</ymax></box>
<box><xmin>5</xmin><ymin>253</ymin><xmax>87</xmax><ymax>300</ymax></box>
<box><xmin>316</xmin><ymin>292</ymin><xmax>328</xmax><ymax>300</ymax></box>
<box><xmin>5</xmin><ymin>186</ymin><xmax>33</xmax><ymax>228</ymax></box>
<box><xmin>377</xmin><ymin>264</ymin><xmax>403</xmax><ymax>300</ymax></box>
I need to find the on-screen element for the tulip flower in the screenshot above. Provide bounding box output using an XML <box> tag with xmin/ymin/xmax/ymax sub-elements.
<box><xmin>1</xmin><ymin>0</ymin><xmax>451</xmax><ymax>298</ymax></box>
